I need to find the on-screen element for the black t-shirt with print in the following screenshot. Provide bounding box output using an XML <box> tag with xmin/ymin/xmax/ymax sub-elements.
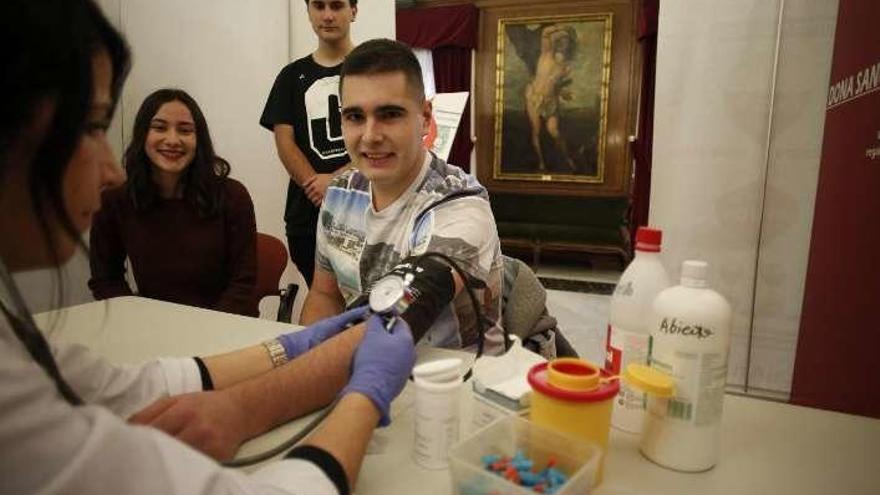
<box><xmin>260</xmin><ymin>55</ymin><xmax>349</xmax><ymax>230</ymax></box>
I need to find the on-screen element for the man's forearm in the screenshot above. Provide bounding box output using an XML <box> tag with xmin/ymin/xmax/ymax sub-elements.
<box><xmin>300</xmin><ymin>289</ymin><xmax>345</xmax><ymax>325</ymax></box>
<box><xmin>227</xmin><ymin>323</ymin><xmax>367</xmax><ymax>439</ymax></box>
<box><xmin>274</xmin><ymin>126</ymin><xmax>317</xmax><ymax>186</ymax></box>
<box><xmin>202</xmin><ymin>345</ymin><xmax>274</xmax><ymax>390</ymax></box>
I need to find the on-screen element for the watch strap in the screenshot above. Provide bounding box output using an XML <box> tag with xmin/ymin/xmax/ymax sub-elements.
<box><xmin>263</xmin><ymin>338</ymin><xmax>289</xmax><ymax>368</ymax></box>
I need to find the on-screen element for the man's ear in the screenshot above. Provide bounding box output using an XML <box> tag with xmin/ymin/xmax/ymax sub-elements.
<box><xmin>421</xmin><ymin>99</ymin><xmax>433</xmax><ymax>136</ymax></box>
<box><xmin>351</xmin><ymin>5</ymin><xmax>357</xmax><ymax>21</ymax></box>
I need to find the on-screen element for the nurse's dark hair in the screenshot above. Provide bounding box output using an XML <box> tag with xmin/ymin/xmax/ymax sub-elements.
<box><xmin>124</xmin><ymin>88</ymin><xmax>230</xmax><ymax>218</ymax></box>
<box><xmin>339</xmin><ymin>39</ymin><xmax>425</xmax><ymax>101</ymax></box>
<box><xmin>0</xmin><ymin>0</ymin><xmax>131</xmax><ymax>405</ymax></box>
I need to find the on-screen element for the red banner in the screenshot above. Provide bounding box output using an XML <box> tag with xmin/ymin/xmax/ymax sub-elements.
<box><xmin>792</xmin><ymin>0</ymin><xmax>880</xmax><ymax>418</ymax></box>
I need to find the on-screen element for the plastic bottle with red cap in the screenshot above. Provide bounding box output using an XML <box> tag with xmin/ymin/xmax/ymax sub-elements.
<box><xmin>605</xmin><ymin>226</ymin><xmax>670</xmax><ymax>433</ymax></box>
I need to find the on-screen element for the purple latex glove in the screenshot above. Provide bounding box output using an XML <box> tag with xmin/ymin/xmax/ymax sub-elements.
<box><xmin>340</xmin><ymin>314</ymin><xmax>416</xmax><ymax>426</ymax></box>
<box><xmin>277</xmin><ymin>306</ymin><xmax>369</xmax><ymax>360</ymax></box>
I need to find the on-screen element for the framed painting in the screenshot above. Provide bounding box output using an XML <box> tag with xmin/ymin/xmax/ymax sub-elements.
<box><xmin>495</xmin><ymin>14</ymin><xmax>611</xmax><ymax>182</ymax></box>
<box><xmin>476</xmin><ymin>0</ymin><xmax>639</xmax><ymax>196</ymax></box>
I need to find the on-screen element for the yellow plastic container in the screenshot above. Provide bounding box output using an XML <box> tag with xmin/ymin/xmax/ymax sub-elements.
<box><xmin>528</xmin><ymin>358</ymin><xmax>619</xmax><ymax>486</ymax></box>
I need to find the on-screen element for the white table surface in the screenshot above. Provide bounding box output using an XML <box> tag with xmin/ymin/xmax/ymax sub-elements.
<box><xmin>36</xmin><ymin>296</ymin><xmax>880</xmax><ymax>495</ymax></box>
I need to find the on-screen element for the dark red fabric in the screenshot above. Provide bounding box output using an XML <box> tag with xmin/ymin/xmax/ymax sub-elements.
<box><xmin>791</xmin><ymin>0</ymin><xmax>880</xmax><ymax>418</ymax></box>
<box><xmin>396</xmin><ymin>4</ymin><xmax>478</xmax><ymax>171</ymax></box>
<box><xmin>638</xmin><ymin>0</ymin><xmax>659</xmax><ymax>38</ymax></box>
<box><xmin>629</xmin><ymin>0</ymin><xmax>659</xmax><ymax>245</ymax></box>
<box><xmin>88</xmin><ymin>180</ymin><xmax>259</xmax><ymax>317</ymax></box>
<box><xmin>433</xmin><ymin>46</ymin><xmax>473</xmax><ymax>171</ymax></box>
<box><xmin>396</xmin><ymin>4</ymin><xmax>478</xmax><ymax>49</ymax></box>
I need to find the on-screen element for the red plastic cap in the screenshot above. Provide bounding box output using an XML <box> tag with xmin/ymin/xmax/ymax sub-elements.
<box><xmin>527</xmin><ymin>362</ymin><xmax>619</xmax><ymax>403</ymax></box>
<box><xmin>635</xmin><ymin>227</ymin><xmax>662</xmax><ymax>252</ymax></box>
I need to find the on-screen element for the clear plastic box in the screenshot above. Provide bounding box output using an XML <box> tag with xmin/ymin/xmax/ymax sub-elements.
<box><xmin>449</xmin><ymin>415</ymin><xmax>602</xmax><ymax>495</ymax></box>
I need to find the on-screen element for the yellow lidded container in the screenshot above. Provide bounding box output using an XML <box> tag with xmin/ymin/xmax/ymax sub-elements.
<box><xmin>527</xmin><ymin>358</ymin><xmax>619</xmax><ymax>486</ymax></box>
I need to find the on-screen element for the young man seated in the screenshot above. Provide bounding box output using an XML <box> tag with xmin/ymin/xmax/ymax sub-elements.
<box><xmin>300</xmin><ymin>38</ymin><xmax>506</xmax><ymax>356</ymax></box>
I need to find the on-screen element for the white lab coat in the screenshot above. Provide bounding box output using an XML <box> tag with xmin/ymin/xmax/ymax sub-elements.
<box><xmin>0</xmin><ymin>316</ymin><xmax>339</xmax><ymax>495</ymax></box>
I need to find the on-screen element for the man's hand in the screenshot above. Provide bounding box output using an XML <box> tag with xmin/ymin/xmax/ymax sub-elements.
<box><xmin>303</xmin><ymin>173</ymin><xmax>333</xmax><ymax>206</ymax></box>
<box><xmin>128</xmin><ymin>390</ymin><xmax>252</xmax><ymax>461</ymax></box>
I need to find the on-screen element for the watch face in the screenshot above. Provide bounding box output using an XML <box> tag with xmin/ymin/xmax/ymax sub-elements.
<box><xmin>369</xmin><ymin>276</ymin><xmax>406</xmax><ymax>315</ymax></box>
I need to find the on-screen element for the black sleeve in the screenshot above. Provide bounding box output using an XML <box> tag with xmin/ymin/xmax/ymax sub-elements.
<box><xmin>286</xmin><ymin>445</ymin><xmax>349</xmax><ymax>495</ymax></box>
<box><xmin>192</xmin><ymin>356</ymin><xmax>214</xmax><ymax>390</ymax></box>
<box><xmin>260</xmin><ymin>65</ymin><xmax>296</xmax><ymax>131</ymax></box>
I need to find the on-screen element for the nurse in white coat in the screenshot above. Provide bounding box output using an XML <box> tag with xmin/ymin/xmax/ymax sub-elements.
<box><xmin>0</xmin><ymin>1</ymin><xmax>415</xmax><ymax>494</ymax></box>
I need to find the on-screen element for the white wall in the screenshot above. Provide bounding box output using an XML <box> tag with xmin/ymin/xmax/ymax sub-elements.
<box><xmin>16</xmin><ymin>0</ymin><xmax>395</xmax><ymax>320</ymax></box>
<box><xmin>650</xmin><ymin>0</ymin><xmax>837</xmax><ymax>395</ymax></box>
<box><xmin>120</xmin><ymin>0</ymin><xmax>290</xmax><ymax>240</ymax></box>
<box><xmin>289</xmin><ymin>0</ymin><xmax>395</xmax><ymax>59</ymax></box>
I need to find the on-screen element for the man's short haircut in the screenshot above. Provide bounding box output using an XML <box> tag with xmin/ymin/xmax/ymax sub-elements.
<box><xmin>340</xmin><ymin>39</ymin><xmax>425</xmax><ymax>101</ymax></box>
<box><xmin>305</xmin><ymin>0</ymin><xmax>358</xmax><ymax>7</ymax></box>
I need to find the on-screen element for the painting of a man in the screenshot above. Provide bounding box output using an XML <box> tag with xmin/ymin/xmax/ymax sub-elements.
<box><xmin>495</xmin><ymin>15</ymin><xmax>611</xmax><ymax>181</ymax></box>
<box><xmin>526</xmin><ymin>25</ymin><xmax>577</xmax><ymax>172</ymax></box>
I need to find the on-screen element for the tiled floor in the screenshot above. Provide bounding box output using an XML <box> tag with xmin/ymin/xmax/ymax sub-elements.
<box><xmin>535</xmin><ymin>261</ymin><xmax>621</xmax><ymax>363</ymax></box>
<box><xmin>547</xmin><ymin>289</ymin><xmax>611</xmax><ymax>364</ymax></box>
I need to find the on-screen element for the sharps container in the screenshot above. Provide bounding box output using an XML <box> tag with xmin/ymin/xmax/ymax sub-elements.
<box><xmin>527</xmin><ymin>358</ymin><xmax>618</xmax><ymax>485</ymax></box>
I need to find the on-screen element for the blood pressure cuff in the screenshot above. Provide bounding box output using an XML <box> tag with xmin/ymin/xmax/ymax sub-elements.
<box><xmin>373</xmin><ymin>255</ymin><xmax>455</xmax><ymax>342</ymax></box>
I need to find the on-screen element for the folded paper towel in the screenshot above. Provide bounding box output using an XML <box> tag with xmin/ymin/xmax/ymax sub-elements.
<box><xmin>472</xmin><ymin>336</ymin><xmax>546</xmax><ymax>411</ymax></box>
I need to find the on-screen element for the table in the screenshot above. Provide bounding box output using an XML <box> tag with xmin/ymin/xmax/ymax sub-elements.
<box><xmin>36</xmin><ymin>297</ymin><xmax>880</xmax><ymax>494</ymax></box>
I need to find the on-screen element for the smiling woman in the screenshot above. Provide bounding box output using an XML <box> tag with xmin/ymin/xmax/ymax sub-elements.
<box><xmin>87</xmin><ymin>88</ymin><xmax>259</xmax><ymax>317</ymax></box>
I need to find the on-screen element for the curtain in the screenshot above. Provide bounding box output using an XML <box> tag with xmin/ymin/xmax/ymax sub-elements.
<box><xmin>396</xmin><ymin>4</ymin><xmax>478</xmax><ymax>49</ymax></box>
<box><xmin>413</xmin><ymin>48</ymin><xmax>437</xmax><ymax>99</ymax></box>
<box><xmin>397</xmin><ymin>4</ymin><xmax>478</xmax><ymax>171</ymax></box>
<box><xmin>432</xmin><ymin>46</ymin><xmax>473</xmax><ymax>170</ymax></box>
<box><xmin>629</xmin><ymin>0</ymin><xmax>659</xmax><ymax>240</ymax></box>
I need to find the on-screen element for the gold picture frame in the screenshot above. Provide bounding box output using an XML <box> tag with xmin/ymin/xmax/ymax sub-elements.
<box><xmin>476</xmin><ymin>0</ymin><xmax>638</xmax><ymax>197</ymax></box>
<box><xmin>493</xmin><ymin>14</ymin><xmax>612</xmax><ymax>183</ymax></box>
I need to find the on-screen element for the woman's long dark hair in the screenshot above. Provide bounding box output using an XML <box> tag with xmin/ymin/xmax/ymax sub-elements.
<box><xmin>0</xmin><ymin>0</ymin><xmax>130</xmax><ymax>405</ymax></box>
<box><xmin>124</xmin><ymin>89</ymin><xmax>230</xmax><ymax>218</ymax></box>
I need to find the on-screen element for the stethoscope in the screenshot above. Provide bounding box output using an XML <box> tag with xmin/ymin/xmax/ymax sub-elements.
<box><xmin>224</xmin><ymin>271</ymin><xmax>416</xmax><ymax>467</ymax></box>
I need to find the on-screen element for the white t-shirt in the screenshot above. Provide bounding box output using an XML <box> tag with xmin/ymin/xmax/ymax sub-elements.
<box><xmin>316</xmin><ymin>152</ymin><xmax>505</xmax><ymax>354</ymax></box>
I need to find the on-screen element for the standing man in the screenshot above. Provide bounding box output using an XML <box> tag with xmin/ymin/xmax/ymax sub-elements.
<box><xmin>260</xmin><ymin>0</ymin><xmax>357</xmax><ymax>286</ymax></box>
<box><xmin>302</xmin><ymin>39</ymin><xmax>507</xmax><ymax>356</ymax></box>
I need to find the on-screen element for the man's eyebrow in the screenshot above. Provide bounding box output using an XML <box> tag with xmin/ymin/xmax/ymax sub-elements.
<box><xmin>376</xmin><ymin>104</ymin><xmax>407</xmax><ymax>114</ymax></box>
<box><xmin>341</xmin><ymin>104</ymin><xmax>408</xmax><ymax>116</ymax></box>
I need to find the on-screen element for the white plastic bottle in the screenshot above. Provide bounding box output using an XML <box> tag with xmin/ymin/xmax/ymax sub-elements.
<box><xmin>641</xmin><ymin>260</ymin><xmax>732</xmax><ymax>472</ymax></box>
<box><xmin>412</xmin><ymin>358</ymin><xmax>463</xmax><ymax>469</ymax></box>
<box><xmin>605</xmin><ymin>227</ymin><xmax>670</xmax><ymax>433</ymax></box>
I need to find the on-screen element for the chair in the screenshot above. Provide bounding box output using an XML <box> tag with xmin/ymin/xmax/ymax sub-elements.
<box><xmin>255</xmin><ymin>233</ymin><xmax>299</xmax><ymax>323</ymax></box>
<box><xmin>501</xmin><ymin>255</ymin><xmax>578</xmax><ymax>358</ymax></box>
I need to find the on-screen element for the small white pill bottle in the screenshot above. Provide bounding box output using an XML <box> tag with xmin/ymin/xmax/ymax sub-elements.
<box><xmin>412</xmin><ymin>358</ymin><xmax>463</xmax><ymax>469</ymax></box>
